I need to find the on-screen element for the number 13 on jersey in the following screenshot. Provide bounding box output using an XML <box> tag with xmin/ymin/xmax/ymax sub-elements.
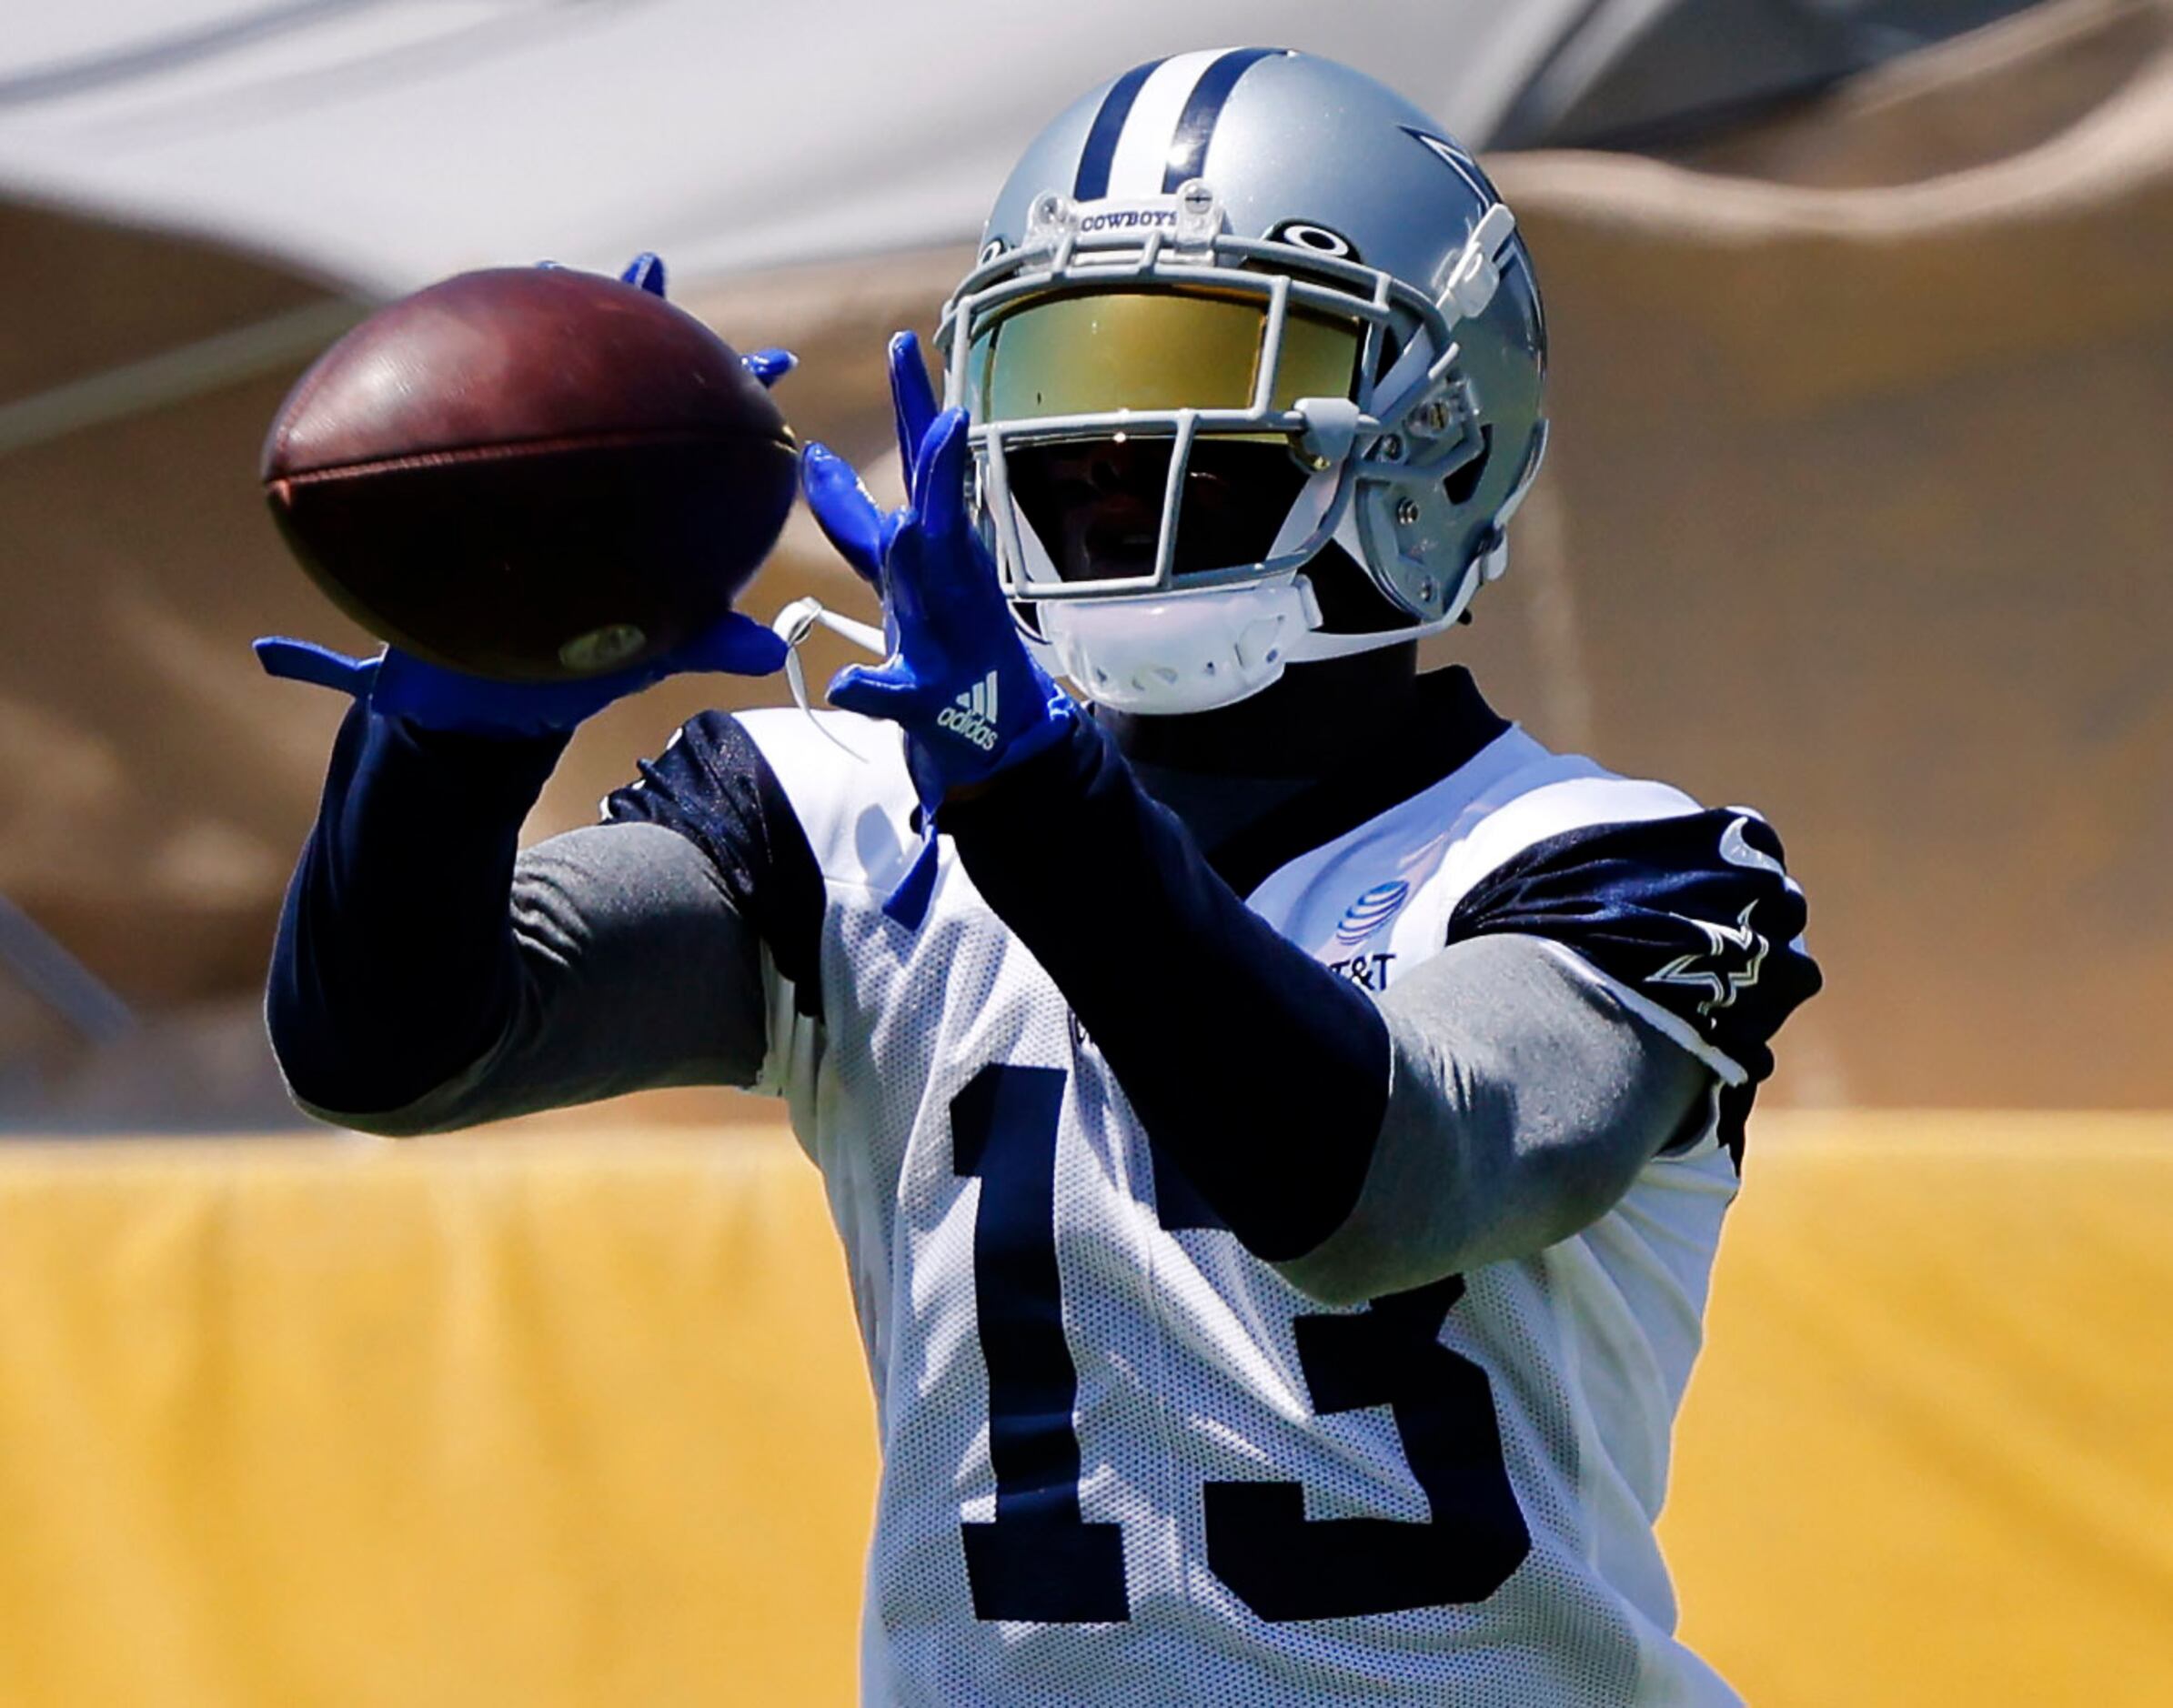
<box><xmin>951</xmin><ymin>1062</ymin><xmax>1532</xmax><ymax>1625</ymax></box>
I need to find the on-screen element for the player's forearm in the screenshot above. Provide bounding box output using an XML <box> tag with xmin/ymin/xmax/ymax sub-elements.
<box><xmin>267</xmin><ymin>703</ymin><xmax>568</xmax><ymax>1123</ymax></box>
<box><xmin>387</xmin><ymin>822</ymin><xmax>770</xmax><ymax>1129</ymax></box>
<box><xmin>271</xmin><ymin>710</ymin><xmax>778</xmax><ymax>1133</ymax></box>
<box><xmin>1275</xmin><ymin>934</ymin><xmax>1713</xmax><ymax>1305</ymax></box>
<box><xmin>945</xmin><ymin>716</ymin><xmax>1391</xmax><ymax>1262</ymax></box>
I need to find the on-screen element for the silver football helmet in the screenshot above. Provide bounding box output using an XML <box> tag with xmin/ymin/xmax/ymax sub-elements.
<box><xmin>935</xmin><ymin>47</ymin><xmax>1548</xmax><ymax>716</ymax></box>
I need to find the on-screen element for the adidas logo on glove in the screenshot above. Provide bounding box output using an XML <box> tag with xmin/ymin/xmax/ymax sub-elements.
<box><xmin>937</xmin><ymin>671</ymin><xmax>1001</xmax><ymax>751</ymax></box>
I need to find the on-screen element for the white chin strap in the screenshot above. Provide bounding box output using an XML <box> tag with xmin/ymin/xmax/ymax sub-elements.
<box><xmin>1011</xmin><ymin>475</ymin><xmax>1504</xmax><ymax>717</ymax></box>
<box><xmin>770</xmin><ymin>530</ymin><xmax>1505</xmax><ymax>728</ymax></box>
<box><xmin>1036</xmin><ymin>582</ymin><xmax>1313</xmax><ymax>717</ymax></box>
<box><xmin>1031</xmin><ymin>558</ymin><xmax>1484</xmax><ymax>717</ymax></box>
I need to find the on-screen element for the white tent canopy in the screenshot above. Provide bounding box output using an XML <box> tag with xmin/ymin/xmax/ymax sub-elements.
<box><xmin>0</xmin><ymin>0</ymin><xmax>2024</xmax><ymax>294</ymax></box>
<box><xmin>0</xmin><ymin>1</ymin><xmax>1574</xmax><ymax>293</ymax></box>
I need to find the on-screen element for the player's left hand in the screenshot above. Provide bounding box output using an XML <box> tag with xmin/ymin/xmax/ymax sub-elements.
<box><xmin>803</xmin><ymin>338</ymin><xmax>1073</xmax><ymax>803</ymax></box>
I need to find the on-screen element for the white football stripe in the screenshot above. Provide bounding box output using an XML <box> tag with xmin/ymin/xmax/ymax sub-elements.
<box><xmin>1102</xmin><ymin>48</ymin><xmax>1223</xmax><ymax>198</ymax></box>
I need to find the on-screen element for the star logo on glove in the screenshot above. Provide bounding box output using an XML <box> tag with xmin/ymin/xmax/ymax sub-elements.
<box><xmin>1647</xmin><ymin>903</ymin><xmax>1769</xmax><ymax>1020</ymax></box>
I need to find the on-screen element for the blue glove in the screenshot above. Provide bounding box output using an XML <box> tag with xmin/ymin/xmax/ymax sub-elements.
<box><xmin>257</xmin><ymin>252</ymin><xmax>794</xmax><ymax>736</ymax></box>
<box><xmin>802</xmin><ymin>332</ymin><xmax>1074</xmax><ymax>924</ymax></box>
<box><xmin>802</xmin><ymin>330</ymin><xmax>940</xmax><ymax>597</ymax></box>
<box><xmin>254</xmin><ymin>614</ymin><xmax>789</xmax><ymax>738</ymax></box>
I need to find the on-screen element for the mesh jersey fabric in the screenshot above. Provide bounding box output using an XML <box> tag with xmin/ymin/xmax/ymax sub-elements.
<box><xmin>619</xmin><ymin>704</ymin><xmax>1766</xmax><ymax>1706</ymax></box>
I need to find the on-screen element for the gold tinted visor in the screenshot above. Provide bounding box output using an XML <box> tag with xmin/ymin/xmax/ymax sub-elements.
<box><xmin>966</xmin><ymin>289</ymin><xmax>1363</xmax><ymax>427</ymax></box>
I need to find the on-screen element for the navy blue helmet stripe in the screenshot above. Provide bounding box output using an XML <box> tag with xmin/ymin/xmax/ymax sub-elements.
<box><xmin>1161</xmin><ymin>46</ymin><xmax>1287</xmax><ymax>193</ymax></box>
<box><xmin>1072</xmin><ymin>57</ymin><xmax>1162</xmax><ymax>200</ymax></box>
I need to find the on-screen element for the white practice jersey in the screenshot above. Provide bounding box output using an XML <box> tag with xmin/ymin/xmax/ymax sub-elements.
<box><xmin>614</xmin><ymin>698</ymin><xmax>1788</xmax><ymax>1706</ymax></box>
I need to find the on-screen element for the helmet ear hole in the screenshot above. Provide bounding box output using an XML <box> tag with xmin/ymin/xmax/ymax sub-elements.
<box><xmin>1444</xmin><ymin>425</ymin><xmax>1493</xmax><ymax>507</ymax></box>
<box><xmin>1307</xmin><ymin>540</ymin><xmax>1413</xmax><ymax>634</ymax></box>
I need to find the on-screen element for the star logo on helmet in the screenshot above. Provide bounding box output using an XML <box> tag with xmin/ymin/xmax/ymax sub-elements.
<box><xmin>1647</xmin><ymin>903</ymin><xmax>1768</xmax><ymax>1021</ymax></box>
<box><xmin>1401</xmin><ymin>126</ymin><xmax>1492</xmax><ymax>201</ymax></box>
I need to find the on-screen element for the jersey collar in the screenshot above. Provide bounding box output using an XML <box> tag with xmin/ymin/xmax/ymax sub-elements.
<box><xmin>1192</xmin><ymin>667</ymin><xmax>1510</xmax><ymax>899</ymax></box>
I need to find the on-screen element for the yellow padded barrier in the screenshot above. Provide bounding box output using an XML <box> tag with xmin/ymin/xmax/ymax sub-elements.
<box><xmin>1665</xmin><ymin>1113</ymin><xmax>2173</xmax><ymax>1706</ymax></box>
<box><xmin>0</xmin><ymin>1131</ymin><xmax>878</xmax><ymax>1708</ymax></box>
<box><xmin>0</xmin><ymin>1115</ymin><xmax>2165</xmax><ymax>1705</ymax></box>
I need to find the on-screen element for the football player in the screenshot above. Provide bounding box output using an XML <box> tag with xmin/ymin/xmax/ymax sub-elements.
<box><xmin>261</xmin><ymin>49</ymin><xmax>1819</xmax><ymax>1706</ymax></box>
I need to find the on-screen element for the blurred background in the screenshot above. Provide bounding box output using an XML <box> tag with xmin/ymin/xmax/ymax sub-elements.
<box><xmin>0</xmin><ymin>1</ymin><xmax>2167</xmax><ymax>1703</ymax></box>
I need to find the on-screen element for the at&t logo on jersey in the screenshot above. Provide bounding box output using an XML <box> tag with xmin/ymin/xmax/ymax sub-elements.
<box><xmin>938</xmin><ymin>671</ymin><xmax>1001</xmax><ymax>751</ymax></box>
<box><xmin>1333</xmin><ymin>878</ymin><xmax>1410</xmax><ymax>947</ymax></box>
<box><xmin>1325</xmin><ymin>878</ymin><xmax>1410</xmax><ymax>990</ymax></box>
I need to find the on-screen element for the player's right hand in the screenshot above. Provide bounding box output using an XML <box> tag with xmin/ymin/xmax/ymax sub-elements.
<box><xmin>253</xmin><ymin>613</ymin><xmax>788</xmax><ymax>738</ymax></box>
<box><xmin>255</xmin><ymin>252</ymin><xmax>793</xmax><ymax>737</ymax></box>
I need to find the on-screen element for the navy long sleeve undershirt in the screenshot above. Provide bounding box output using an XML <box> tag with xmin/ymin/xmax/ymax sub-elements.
<box><xmin>944</xmin><ymin>716</ymin><xmax>1393</xmax><ymax>1261</ymax></box>
<box><xmin>272</xmin><ymin>698</ymin><xmax>1394</xmax><ymax>1259</ymax></box>
<box><xmin>267</xmin><ymin>704</ymin><xmax>568</xmax><ymax>1116</ymax></box>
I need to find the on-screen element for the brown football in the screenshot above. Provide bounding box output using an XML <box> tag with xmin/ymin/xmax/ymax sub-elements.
<box><xmin>262</xmin><ymin>266</ymin><xmax>797</xmax><ymax>680</ymax></box>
